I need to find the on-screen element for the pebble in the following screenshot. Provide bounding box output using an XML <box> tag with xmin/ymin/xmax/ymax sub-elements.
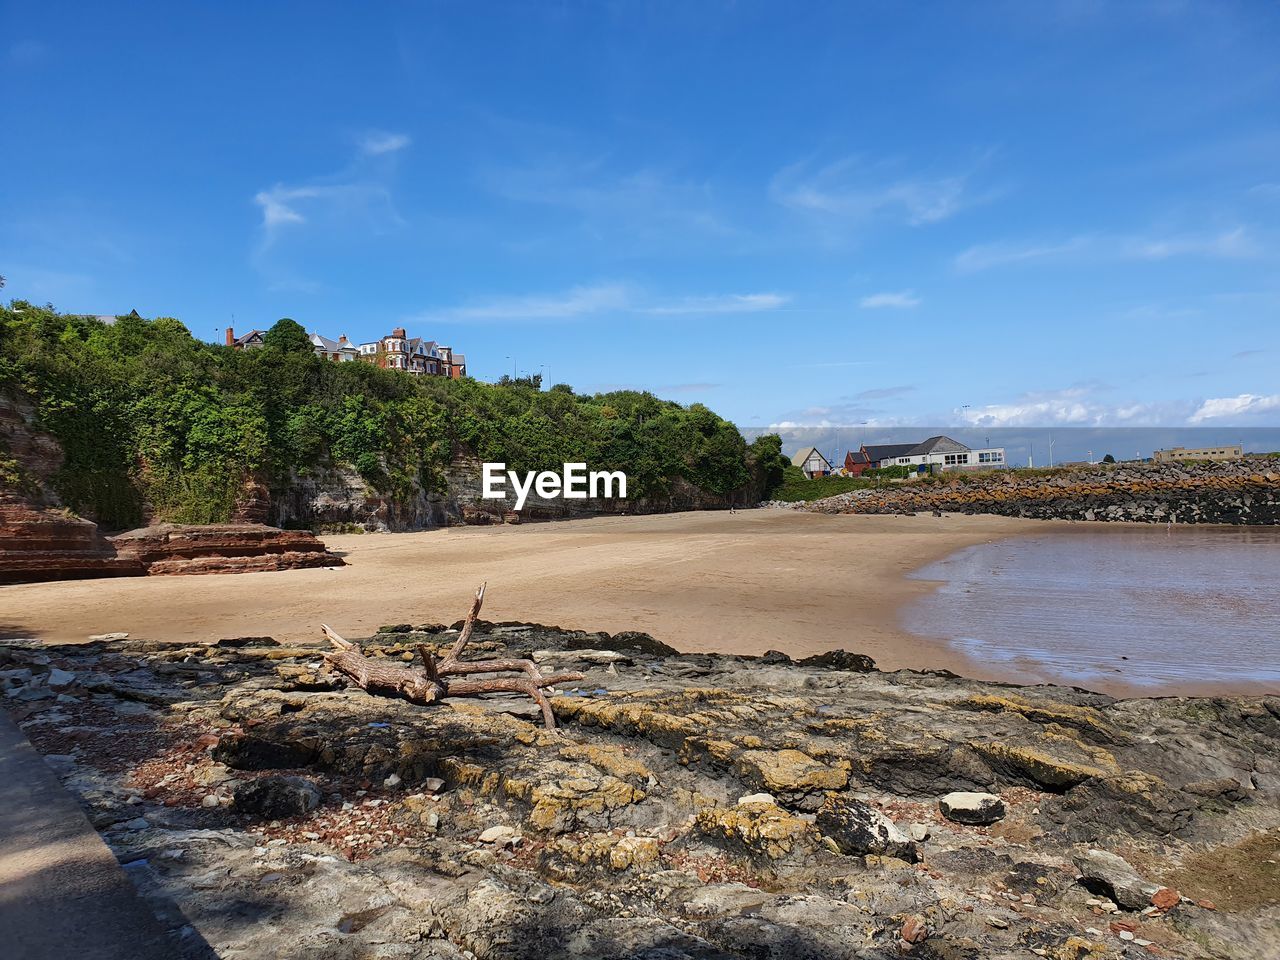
<box><xmin>423</xmin><ymin>777</ymin><xmax>445</xmax><ymax>792</ymax></box>
<box><xmin>121</xmin><ymin>817</ymin><xmax>150</xmax><ymax>831</ymax></box>
<box><xmin>201</xmin><ymin>794</ymin><xmax>219</xmax><ymax>808</ymax></box>
<box><xmin>383</xmin><ymin>773</ymin><xmax>402</xmax><ymax>789</ymax></box>
<box><xmin>1118</xmin><ymin>931</ymin><xmax>1135</xmax><ymax>941</ymax></box>
<box><xmin>909</xmin><ymin>822</ymin><xmax>930</xmax><ymax>842</ymax></box>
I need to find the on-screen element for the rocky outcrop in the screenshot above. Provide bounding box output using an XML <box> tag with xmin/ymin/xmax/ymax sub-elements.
<box><xmin>796</xmin><ymin>458</ymin><xmax>1280</xmax><ymax>524</ymax></box>
<box><xmin>108</xmin><ymin>523</ymin><xmax>344</xmax><ymax>575</ymax></box>
<box><xmin>0</xmin><ymin>497</ymin><xmax>144</xmax><ymax>583</ymax></box>
<box><xmin>5</xmin><ymin>621</ymin><xmax>1274</xmax><ymax>958</ymax></box>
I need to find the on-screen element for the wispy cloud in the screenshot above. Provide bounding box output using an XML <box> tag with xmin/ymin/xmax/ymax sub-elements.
<box><xmin>480</xmin><ymin>158</ymin><xmax>735</xmax><ymax>244</ymax></box>
<box><xmin>437</xmin><ymin>284</ymin><xmax>631</xmax><ymax>322</ymax></box>
<box><xmin>360</xmin><ymin>131</ymin><xmax>411</xmax><ymax>156</ymax></box>
<box><xmin>770</xmin><ymin>153</ymin><xmax>993</xmax><ymax>228</ymax></box>
<box><xmin>250</xmin><ymin>138</ymin><xmax>409</xmax><ymax>288</ymax></box>
<box><xmin>1189</xmin><ymin>393</ymin><xmax>1280</xmax><ymax>423</ymax></box>
<box><xmin>954</xmin><ymin>237</ymin><xmax>1091</xmax><ymax>273</ymax></box>
<box><xmin>1233</xmin><ymin>348</ymin><xmax>1267</xmax><ymax>360</ymax></box>
<box><xmin>424</xmin><ymin>285</ymin><xmax>791</xmax><ymax>323</ymax></box>
<box><xmin>851</xmin><ymin>385</ymin><xmax>915</xmax><ymax>400</ymax></box>
<box><xmin>859</xmin><ymin>290</ymin><xmax>920</xmax><ymax>309</ymax></box>
<box><xmin>1123</xmin><ymin>226</ymin><xmax>1259</xmax><ymax>260</ymax></box>
<box><xmin>644</xmin><ymin>293</ymin><xmax>789</xmax><ymax>315</ymax></box>
<box><xmin>955</xmin><ymin>227</ymin><xmax>1260</xmax><ymax>273</ymax></box>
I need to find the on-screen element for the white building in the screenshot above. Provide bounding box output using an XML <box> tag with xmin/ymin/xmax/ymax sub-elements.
<box><xmin>866</xmin><ymin>436</ymin><xmax>1006</xmax><ymax>472</ymax></box>
<box><xmin>791</xmin><ymin>446</ymin><xmax>833</xmax><ymax>478</ymax></box>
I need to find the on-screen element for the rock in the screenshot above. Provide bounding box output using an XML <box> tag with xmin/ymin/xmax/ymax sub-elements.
<box><xmin>0</xmin><ymin>497</ymin><xmax>144</xmax><ymax>585</ymax></box>
<box><xmin>900</xmin><ymin>915</ymin><xmax>928</xmax><ymax>944</ymax></box>
<box><xmin>108</xmin><ymin>523</ymin><xmax>344</xmax><ymax>576</ymax></box>
<box><xmin>939</xmin><ymin>791</ymin><xmax>1006</xmax><ymax>825</ymax></box>
<box><xmin>815</xmin><ymin>795</ymin><xmax>919</xmax><ymax>862</ymax></box>
<box><xmin>233</xmin><ymin>776</ymin><xmax>322</xmax><ymax>818</ymax></box>
<box><xmin>89</xmin><ymin>632</ymin><xmax>130</xmax><ymax>642</ymax></box>
<box><xmin>797</xmin><ymin>649</ymin><xmax>877</xmax><ymax>672</ymax></box>
<box><xmin>423</xmin><ymin>777</ymin><xmax>445</xmax><ymax>792</ymax></box>
<box><xmin>201</xmin><ymin>794</ymin><xmax>220</xmax><ymax>808</ymax></box>
<box><xmin>736</xmin><ymin>792</ymin><xmax>777</xmax><ymax>806</ymax></box>
<box><xmin>46</xmin><ymin>668</ymin><xmax>76</xmax><ymax>689</ymax></box>
<box><xmin>1073</xmin><ymin>849</ymin><xmax>1162</xmax><ymax>910</ymax></box>
<box><xmin>1151</xmin><ymin>886</ymin><xmax>1181</xmax><ymax>910</ymax></box>
<box><xmin>478</xmin><ymin>825</ymin><xmax>517</xmax><ymax>845</ymax></box>
<box><xmin>121</xmin><ymin>817</ymin><xmax>150</xmax><ymax>831</ymax></box>
<box><xmin>383</xmin><ymin>773</ymin><xmax>402</xmax><ymax>789</ymax></box>
<box><xmin>909</xmin><ymin>822</ymin><xmax>930</xmax><ymax>842</ymax></box>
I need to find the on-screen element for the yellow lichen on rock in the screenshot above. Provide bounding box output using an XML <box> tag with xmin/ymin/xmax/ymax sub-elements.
<box><xmin>694</xmin><ymin>801</ymin><xmax>817</xmax><ymax>860</ymax></box>
<box><xmin>975</xmin><ymin>742</ymin><xmax>1105</xmax><ymax>789</ymax></box>
<box><xmin>735</xmin><ymin>748</ymin><xmax>850</xmax><ymax>794</ymax></box>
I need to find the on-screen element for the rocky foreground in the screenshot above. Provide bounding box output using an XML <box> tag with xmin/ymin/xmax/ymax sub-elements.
<box><xmin>2</xmin><ymin>624</ymin><xmax>1277</xmax><ymax>960</ymax></box>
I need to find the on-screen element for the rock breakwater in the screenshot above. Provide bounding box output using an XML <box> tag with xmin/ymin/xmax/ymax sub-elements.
<box><xmin>795</xmin><ymin>459</ymin><xmax>1280</xmax><ymax>525</ymax></box>
<box><xmin>4</xmin><ymin>619</ymin><xmax>1276</xmax><ymax>958</ymax></box>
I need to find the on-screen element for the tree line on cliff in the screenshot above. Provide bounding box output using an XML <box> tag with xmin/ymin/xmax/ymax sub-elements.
<box><xmin>0</xmin><ymin>304</ymin><xmax>787</xmax><ymax>529</ymax></box>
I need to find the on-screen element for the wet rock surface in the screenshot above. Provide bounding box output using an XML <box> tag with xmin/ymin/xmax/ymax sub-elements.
<box><xmin>2</xmin><ymin>622</ymin><xmax>1278</xmax><ymax>959</ymax></box>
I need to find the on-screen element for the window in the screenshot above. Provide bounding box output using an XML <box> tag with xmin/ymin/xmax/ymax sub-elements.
<box><xmin>897</xmin><ymin>457</ymin><xmax>911</xmax><ymax>464</ymax></box>
<box><xmin>978</xmin><ymin>451</ymin><xmax>1003</xmax><ymax>464</ymax></box>
<box><xmin>944</xmin><ymin>453</ymin><xmax>970</xmax><ymax>465</ymax></box>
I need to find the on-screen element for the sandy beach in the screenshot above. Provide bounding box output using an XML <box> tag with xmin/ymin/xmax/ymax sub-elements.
<box><xmin>0</xmin><ymin>510</ymin><xmax>1029</xmax><ymax>674</ymax></box>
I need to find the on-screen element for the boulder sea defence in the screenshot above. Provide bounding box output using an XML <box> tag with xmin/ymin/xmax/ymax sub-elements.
<box><xmin>795</xmin><ymin>458</ymin><xmax>1280</xmax><ymax>525</ymax></box>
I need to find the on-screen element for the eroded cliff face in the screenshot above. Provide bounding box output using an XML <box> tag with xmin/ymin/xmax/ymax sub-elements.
<box><xmin>797</xmin><ymin>459</ymin><xmax>1280</xmax><ymax>525</ymax></box>
<box><xmin>266</xmin><ymin>455</ymin><xmax>759</xmax><ymax>532</ymax></box>
<box><xmin>0</xmin><ymin>393</ymin><xmax>144</xmax><ymax>582</ymax></box>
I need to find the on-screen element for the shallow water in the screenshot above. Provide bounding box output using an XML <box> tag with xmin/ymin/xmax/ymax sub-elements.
<box><xmin>903</xmin><ymin>524</ymin><xmax>1280</xmax><ymax>694</ymax></box>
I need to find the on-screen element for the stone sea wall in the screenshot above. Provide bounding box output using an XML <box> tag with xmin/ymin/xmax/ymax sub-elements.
<box><xmin>798</xmin><ymin>459</ymin><xmax>1280</xmax><ymax>525</ymax></box>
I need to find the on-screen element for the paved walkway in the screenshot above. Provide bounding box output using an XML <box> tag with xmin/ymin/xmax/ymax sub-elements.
<box><xmin>0</xmin><ymin>711</ymin><xmax>185</xmax><ymax>959</ymax></box>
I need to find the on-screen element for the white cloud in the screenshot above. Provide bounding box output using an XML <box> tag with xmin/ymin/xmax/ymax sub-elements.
<box><xmin>859</xmin><ymin>290</ymin><xmax>920</xmax><ymax>309</ymax></box>
<box><xmin>771</xmin><ymin>155</ymin><xmax>987</xmax><ymax>227</ymax></box>
<box><xmin>426</xmin><ymin>286</ymin><xmax>792</xmax><ymax>323</ymax></box>
<box><xmin>1189</xmin><ymin>393</ymin><xmax>1280</xmax><ymax>423</ymax></box>
<box><xmin>360</xmin><ymin>131</ymin><xmax>411</xmax><ymax>156</ymax></box>
<box><xmin>954</xmin><ymin>237</ymin><xmax>1090</xmax><ymax>273</ymax></box>
<box><xmin>955</xmin><ymin>227</ymin><xmax>1259</xmax><ymax>273</ymax></box>
<box><xmin>644</xmin><ymin>293</ymin><xmax>789</xmax><ymax>315</ymax></box>
<box><xmin>434</xmin><ymin>284</ymin><xmax>632</xmax><ymax>322</ymax></box>
<box><xmin>1123</xmin><ymin>227</ymin><xmax>1258</xmax><ymax>260</ymax></box>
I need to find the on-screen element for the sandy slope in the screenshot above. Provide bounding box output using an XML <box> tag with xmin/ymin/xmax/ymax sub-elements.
<box><xmin>0</xmin><ymin>511</ymin><xmax>1028</xmax><ymax>674</ymax></box>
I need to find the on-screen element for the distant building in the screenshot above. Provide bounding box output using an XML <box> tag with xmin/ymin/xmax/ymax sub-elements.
<box><xmin>1153</xmin><ymin>445</ymin><xmax>1243</xmax><ymax>463</ymax></box>
<box><xmin>308</xmin><ymin>332</ymin><xmax>360</xmax><ymax>362</ymax></box>
<box><xmin>843</xmin><ymin>449</ymin><xmax>872</xmax><ymax>476</ymax></box>
<box><xmin>861</xmin><ymin>436</ymin><xmax>1006</xmax><ymax>473</ymax></box>
<box><xmin>792</xmin><ymin>446</ymin><xmax>833</xmax><ymax>479</ymax></box>
<box><xmin>225</xmin><ymin>327</ymin><xmax>266</xmax><ymax>350</ymax></box>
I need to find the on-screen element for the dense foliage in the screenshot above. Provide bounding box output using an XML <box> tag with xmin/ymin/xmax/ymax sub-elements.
<box><xmin>0</xmin><ymin>304</ymin><xmax>785</xmax><ymax>527</ymax></box>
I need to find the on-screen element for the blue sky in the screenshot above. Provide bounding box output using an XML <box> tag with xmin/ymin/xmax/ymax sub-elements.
<box><xmin>2</xmin><ymin>0</ymin><xmax>1278</xmax><ymax>435</ymax></box>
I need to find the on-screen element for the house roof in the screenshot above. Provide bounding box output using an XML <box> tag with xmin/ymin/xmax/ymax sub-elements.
<box><xmin>862</xmin><ymin>443</ymin><xmax>917</xmax><ymax>463</ymax></box>
<box><xmin>791</xmin><ymin>446</ymin><xmax>830</xmax><ymax>468</ymax></box>
<box><xmin>450</xmin><ymin>353</ymin><xmax>466</xmax><ymax>366</ymax></box>
<box><xmin>906</xmin><ymin>435</ymin><xmax>970</xmax><ymax>456</ymax></box>
<box><xmin>234</xmin><ymin>330</ymin><xmax>265</xmax><ymax>346</ymax></box>
<box><xmin>845</xmin><ymin>450</ymin><xmax>871</xmax><ymax>464</ymax></box>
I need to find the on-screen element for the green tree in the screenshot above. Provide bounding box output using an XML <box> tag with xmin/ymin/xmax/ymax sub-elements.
<box><xmin>262</xmin><ymin>317</ymin><xmax>313</xmax><ymax>354</ymax></box>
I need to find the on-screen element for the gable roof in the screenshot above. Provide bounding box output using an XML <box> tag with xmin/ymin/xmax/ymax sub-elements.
<box><xmin>791</xmin><ymin>446</ymin><xmax>831</xmax><ymax>468</ymax></box>
<box><xmin>845</xmin><ymin>449</ymin><xmax>871</xmax><ymax>465</ymax></box>
<box><xmin>234</xmin><ymin>330</ymin><xmax>265</xmax><ymax>346</ymax></box>
<box><xmin>862</xmin><ymin>443</ymin><xmax>917</xmax><ymax>463</ymax></box>
<box><xmin>906</xmin><ymin>435</ymin><xmax>970</xmax><ymax>456</ymax></box>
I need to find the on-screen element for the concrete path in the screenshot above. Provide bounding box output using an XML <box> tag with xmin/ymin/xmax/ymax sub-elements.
<box><xmin>0</xmin><ymin>711</ymin><xmax>185</xmax><ymax>959</ymax></box>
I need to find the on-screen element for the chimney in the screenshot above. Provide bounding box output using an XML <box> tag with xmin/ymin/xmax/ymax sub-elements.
<box><xmin>392</xmin><ymin>327</ymin><xmax>407</xmax><ymax>339</ymax></box>
<box><xmin>338</xmin><ymin>334</ymin><xmax>348</xmax><ymax>344</ymax></box>
<box><xmin>225</xmin><ymin>326</ymin><xmax>235</xmax><ymax>347</ymax></box>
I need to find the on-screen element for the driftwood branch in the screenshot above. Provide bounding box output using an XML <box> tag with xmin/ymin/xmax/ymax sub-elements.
<box><xmin>320</xmin><ymin>584</ymin><xmax>584</xmax><ymax>729</ymax></box>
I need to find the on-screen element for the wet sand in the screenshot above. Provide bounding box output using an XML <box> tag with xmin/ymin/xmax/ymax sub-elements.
<box><xmin>1</xmin><ymin>511</ymin><xmax>1027</xmax><ymax>677</ymax></box>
